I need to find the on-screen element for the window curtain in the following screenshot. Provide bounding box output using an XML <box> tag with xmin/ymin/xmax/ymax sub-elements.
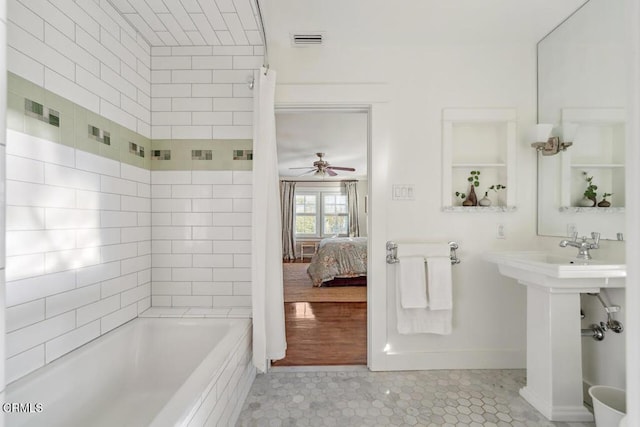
<box><xmin>251</xmin><ymin>67</ymin><xmax>286</xmax><ymax>372</ymax></box>
<box><xmin>345</xmin><ymin>181</ymin><xmax>360</xmax><ymax>237</ymax></box>
<box><xmin>281</xmin><ymin>181</ymin><xmax>297</xmax><ymax>261</ymax></box>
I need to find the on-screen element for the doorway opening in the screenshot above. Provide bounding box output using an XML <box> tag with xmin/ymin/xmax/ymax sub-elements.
<box><xmin>272</xmin><ymin>107</ymin><xmax>370</xmax><ymax>366</ymax></box>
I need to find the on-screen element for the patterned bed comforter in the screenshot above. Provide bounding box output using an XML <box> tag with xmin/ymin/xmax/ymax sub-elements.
<box><xmin>306</xmin><ymin>237</ymin><xmax>368</xmax><ymax>287</ymax></box>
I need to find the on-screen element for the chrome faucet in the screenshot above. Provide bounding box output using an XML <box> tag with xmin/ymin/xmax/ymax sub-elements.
<box><xmin>559</xmin><ymin>232</ymin><xmax>600</xmax><ymax>260</ymax></box>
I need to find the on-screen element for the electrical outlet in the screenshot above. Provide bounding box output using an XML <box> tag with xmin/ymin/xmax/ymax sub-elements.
<box><xmin>496</xmin><ymin>223</ymin><xmax>506</xmax><ymax>239</ymax></box>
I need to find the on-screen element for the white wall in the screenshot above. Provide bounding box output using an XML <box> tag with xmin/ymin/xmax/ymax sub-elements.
<box><xmin>1</xmin><ymin>0</ymin><xmax>8</xmax><ymax>394</ymax></box>
<box><xmin>273</xmin><ymin>42</ymin><xmax>540</xmax><ymax>369</ymax></box>
<box><xmin>150</xmin><ymin>170</ymin><xmax>252</xmax><ymax>308</ymax></box>
<box><xmin>6</xmin><ymin>0</ymin><xmax>151</xmax><ymax>137</ymax></box>
<box><xmin>4</xmin><ymin>130</ymin><xmax>151</xmax><ymax>383</ymax></box>
<box><xmin>150</xmin><ymin>45</ymin><xmax>263</xmax><ymax>140</ymax></box>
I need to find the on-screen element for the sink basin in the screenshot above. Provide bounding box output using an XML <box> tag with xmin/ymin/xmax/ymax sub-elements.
<box><xmin>485</xmin><ymin>251</ymin><xmax>626</xmax><ymax>289</ymax></box>
<box><xmin>486</xmin><ymin>251</ymin><xmax>626</xmax><ymax>421</ymax></box>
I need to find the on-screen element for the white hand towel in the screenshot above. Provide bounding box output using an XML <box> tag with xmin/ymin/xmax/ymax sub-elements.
<box><xmin>397</xmin><ymin>256</ymin><xmax>428</xmax><ymax>309</ymax></box>
<box><xmin>426</xmin><ymin>256</ymin><xmax>453</xmax><ymax>310</ymax></box>
<box><xmin>395</xmin><ymin>281</ymin><xmax>452</xmax><ymax>335</ymax></box>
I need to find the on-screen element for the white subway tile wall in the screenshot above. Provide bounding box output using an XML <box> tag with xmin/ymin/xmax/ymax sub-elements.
<box><xmin>5</xmin><ymin>0</ymin><xmax>261</xmax><ymax>387</ymax></box>
<box><xmin>6</xmin><ymin>0</ymin><xmax>152</xmax><ymax>137</ymax></box>
<box><xmin>151</xmin><ymin>46</ymin><xmax>261</xmax><ymax>139</ymax></box>
<box><xmin>151</xmin><ymin>170</ymin><xmax>252</xmax><ymax>308</ymax></box>
<box><xmin>5</xmin><ymin>130</ymin><xmax>152</xmax><ymax>383</ymax></box>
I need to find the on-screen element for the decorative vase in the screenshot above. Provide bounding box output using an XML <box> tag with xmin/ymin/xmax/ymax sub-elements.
<box><xmin>598</xmin><ymin>199</ymin><xmax>611</xmax><ymax>207</ymax></box>
<box><xmin>578</xmin><ymin>197</ymin><xmax>595</xmax><ymax>207</ymax></box>
<box><xmin>465</xmin><ymin>185</ymin><xmax>478</xmax><ymax>206</ymax></box>
<box><xmin>479</xmin><ymin>196</ymin><xmax>492</xmax><ymax>207</ymax></box>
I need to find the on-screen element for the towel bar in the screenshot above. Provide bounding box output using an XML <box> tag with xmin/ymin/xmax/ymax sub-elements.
<box><xmin>386</xmin><ymin>241</ymin><xmax>461</xmax><ymax>265</ymax></box>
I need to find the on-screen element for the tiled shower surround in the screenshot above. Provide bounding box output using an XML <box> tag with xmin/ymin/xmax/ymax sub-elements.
<box><xmin>5</xmin><ymin>129</ymin><xmax>153</xmax><ymax>384</ymax></box>
<box><xmin>5</xmin><ymin>76</ymin><xmax>254</xmax><ymax>383</ymax></box>
<box><xmin>150</xmin><ymin>169</ymin><xmax>252</xmax><ymax>308</ymax></box>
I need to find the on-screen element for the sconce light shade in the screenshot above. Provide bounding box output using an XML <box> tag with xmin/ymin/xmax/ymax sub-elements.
<box><xmin>562</xmin><ymin>123</ymin><xmax>578</xmax><ymax>142</ymax></box>
<box><xmin>530</xmin><ymin>124</ymin><xmax>554</xmax><ymax>142</ymax></box>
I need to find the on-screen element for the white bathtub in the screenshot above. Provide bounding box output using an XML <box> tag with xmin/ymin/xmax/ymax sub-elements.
<box><xmin>5</xmin><ymin>317</ymin><xmax>255</xmax><ymax>427</ymax></box>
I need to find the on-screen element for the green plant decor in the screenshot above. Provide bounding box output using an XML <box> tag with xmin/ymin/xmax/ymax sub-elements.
<box><xmin>467</xmin><ymin>170</ymin><xmax>480</xmax><ymax>188</ymax></box>
<box><xmin>582</xmin><ymin>172</ymin><xmax>598</xmax><ymax>202</ymax></box>
<box><xmin>484</xmin><ymin>184</ymin><xmax>506</xmax><ymax>198</ymax></box>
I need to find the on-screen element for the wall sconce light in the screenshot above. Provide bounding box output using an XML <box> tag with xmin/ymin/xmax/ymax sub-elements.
<box><xmin>530</xmin><ymin>123</ymin><xmax>576</xmax><ymax>156</ymax></box>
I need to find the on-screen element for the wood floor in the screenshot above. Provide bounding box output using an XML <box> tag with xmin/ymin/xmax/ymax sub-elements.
<box><xmin>272</xmin><ymin>262</ymin><xmax>367</xmax><ymax>366</ymax></box>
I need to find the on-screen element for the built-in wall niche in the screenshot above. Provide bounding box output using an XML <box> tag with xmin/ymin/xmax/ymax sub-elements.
<box><xmin>442</xmin><ymin>108</ymin><xmax>516</xmax><ymax>211</ymax></box>
<box><xmin>560</xmin><ymin>108</ymin><xmax>626</xmax><ymax>210</ymax></box>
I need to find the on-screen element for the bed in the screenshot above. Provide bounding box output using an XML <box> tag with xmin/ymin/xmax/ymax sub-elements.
<box><xmin>306</xmin><ymin>237</ymin><xmax>367</xmax><ymax>287</ymax></box>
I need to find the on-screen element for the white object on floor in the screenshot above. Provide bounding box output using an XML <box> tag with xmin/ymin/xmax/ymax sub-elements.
<box><xmin>589</xmin><ymin>386</ymin><xmax>626</xmax><ymax>427</ymax></box>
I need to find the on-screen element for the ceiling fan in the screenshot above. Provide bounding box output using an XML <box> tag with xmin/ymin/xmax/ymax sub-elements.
<box><xmin>290</xmin><ymin>152</ymin><xmax>356</xmax><ymax>177</ymax></box>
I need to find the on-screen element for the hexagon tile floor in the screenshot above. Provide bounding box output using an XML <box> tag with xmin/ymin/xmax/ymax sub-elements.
<box><xmin>236</xmin><ymin>368</ymin><xmax>596</xmax><ymax>427</ymax></box>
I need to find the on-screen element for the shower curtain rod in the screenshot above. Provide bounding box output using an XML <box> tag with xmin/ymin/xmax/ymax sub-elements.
<box><xmin>254</xmin><ymin>0</ymin><xmax>269</xmax><ymax>73</ymax></box>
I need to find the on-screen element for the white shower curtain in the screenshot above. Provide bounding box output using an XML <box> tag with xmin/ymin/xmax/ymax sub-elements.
<box><xmin>251</xmin><ymin>67</ymin><xmax>287</xmax><ymax>372</ymax></box>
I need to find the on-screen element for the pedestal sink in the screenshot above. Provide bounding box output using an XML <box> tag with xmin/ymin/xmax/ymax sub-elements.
<box><xmin>486</xmin><ymin>251</ymin><xmax>626</xmax><ymax>422</ymax></box>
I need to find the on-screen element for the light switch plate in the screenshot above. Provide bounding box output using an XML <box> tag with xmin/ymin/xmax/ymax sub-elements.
<box><xmin>392</xmin><ymin>184</ymin><xmax>414</xmax><ymax>200</ymax></box>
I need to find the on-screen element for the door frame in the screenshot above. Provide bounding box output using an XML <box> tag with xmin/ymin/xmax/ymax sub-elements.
<box><xmin>274</xmin><ymin>83</ymin><xmax>390</xmax><ymax>370</ymax></box>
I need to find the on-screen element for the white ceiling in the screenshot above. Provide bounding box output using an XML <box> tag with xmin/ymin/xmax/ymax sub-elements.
<box><xmin>263</xmin><ymin>0</ymin><xmax>587</xmax><ymax>48</ymax></box>
<box><xmin>108</xmin><ymin>0</ymin><xmax>263</xmax><ymax>46</ymax></box>
<box><xmin>276</xmin><ymin>111</ymin><xmax>368</xmax><ymax>180</ymax></box>
<box><xmin>107</xmin><ymin>0</ymin><xmax>586</xmax><ymax>179</ymax></box>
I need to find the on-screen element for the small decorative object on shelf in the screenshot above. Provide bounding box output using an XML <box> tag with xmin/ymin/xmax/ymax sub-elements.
<box><xmin>479</xmin><ymin>195</ymin><xmax>492</xmax><ymax>206</ymax></box>
<box><xmin>598</xmin><ymin>193</ymin><xmax>613</xmax><ymax>207</ymax></box>
<box><xmin>479</xmin><ymin>184</ymin><xmax>506</xmax><ymax>207</ymax></box>
<box><xmin>455</xmin><ymin>170</ymin><xmax>481</xmax><ymax>206</ymax></box>
<box><xmin>465</xmin><ymin>186</ymin><xmax>478</xmax><ymax>206</ymax></box>
<box><xmin>581</xmin><ymin>171</ymin><xmax>597</xmax><ymax>207</ymax></box>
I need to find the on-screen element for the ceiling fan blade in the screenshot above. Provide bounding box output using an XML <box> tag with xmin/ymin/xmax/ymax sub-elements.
<box><xmin>296</xmin><ymin>169</ymin><xmax>315</xmax><ymax>176</ymax></box>
<box><xmin>327</xmin><ymin>166</ymin><xmax>356</xmax><ymax>172</ymax></box>
<box><xmin>290</xmin><ymin>166</ymin><xmax>316</xmax><ymax>169</ymax></box>
<box><xmin>326</xmin><ymin>169</ymin><xmax>338</xmax><ymax>177</ymax></box>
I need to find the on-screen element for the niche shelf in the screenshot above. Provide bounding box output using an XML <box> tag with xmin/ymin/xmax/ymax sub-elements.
<box><xmin>441</xmin><ymin>108</ymin><xmax>517</xmax><ymax>211</ymax></box>
<box><xmin>559</xmin><ymin>108</ymin><xmax>626</xmax><ymax>210</ymax></box>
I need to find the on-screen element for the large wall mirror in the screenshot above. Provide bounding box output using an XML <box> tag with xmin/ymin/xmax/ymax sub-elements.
<box><xmin>537</xmin><ymin>0</ymin><xmax>626</xmax><ymax>240</ymax></box>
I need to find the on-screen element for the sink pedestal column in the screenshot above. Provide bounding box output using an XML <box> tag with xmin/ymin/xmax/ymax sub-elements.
<box><xmin>519</xmin><ymin>282</ymin><xmax>593</xmax><ymax>422</ymax></box>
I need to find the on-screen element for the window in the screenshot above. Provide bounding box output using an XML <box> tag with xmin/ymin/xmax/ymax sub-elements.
<box><xmin>294</xmin><ymin>190</ymin><xmax>349</xmax><ymax>237</ymax></box>
<box><xmin>295</xmin><ymin>194</ymin><xmax>317</xmax><ymax>235</ymax></box>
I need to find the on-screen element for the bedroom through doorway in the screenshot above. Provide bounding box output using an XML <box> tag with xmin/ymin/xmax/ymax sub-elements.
<box><xmin>272</xmin><ymin>108</ymin><xmax>369</xmax><ymax>366</ymax></box>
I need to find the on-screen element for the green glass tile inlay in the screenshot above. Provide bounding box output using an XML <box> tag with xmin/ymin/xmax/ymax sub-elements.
<box><xmin>25</xmin><ymin>99</ymin><xmax>60</xmax><ymax>128</ymax></box>
<box><xmin>88</xmin><ymin>125</ymin><xmax>111</xmax><ymax>145</ymax></box>
<box><xmin>152</xmin><ymin>150</ymin><xmax>171</xmax><ymax>160</ymax></box>
<box><xmin>233</xmin><ymin>149</ymin><xmax>253</xmax><ymax>160</ymax></box>
<box><xmin>192</xmin><ymin>149</ymin><xmax>213</xmax><ymax>160</ymax></box>
<box><xmin>129</xmin><ymin>142</ymin><xmax>145</xmax><ymax>158</ymax></box>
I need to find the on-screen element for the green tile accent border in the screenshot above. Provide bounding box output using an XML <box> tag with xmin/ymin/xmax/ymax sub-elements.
<box><xmin>152</xmin><ymin>150</ymin><xmax>171</xmax><ymax>160</ymax></box>
<box><xmin>192</xmin><ymin>150</ymin><xmax>212</xmax><ymax>160</ymax></box>
<box><xmin>233</xmin><ymin>149</ymin><xmax>253</xmax><ymax>160</ymax></box>
<box><xmin>152</xmin><ymin>139</ymin><xmax>253</xmax><ymax>171</ymax></box>
<box><xmin>24</xmin><ymin>99</ymin><xmax>60</xmax><ymax>127</ymax></box>
<box><xmin>7</xmin><ymin>73</ymin><xmax>253</xmax><ymax>172</ymax></box>
<box><xmin>8</xmin><ymin>73</ymin><xmax>151</xmax><ymax>170</ymax></box>
<box><xmin>129</xmin><ymin>142</ymin><xmax>145</xmax><ymax>158</ymax></box>
<box><xmin>88</xmin><ymin>125</ymin><xmax>111</xmax><ymax>145</ymax></box>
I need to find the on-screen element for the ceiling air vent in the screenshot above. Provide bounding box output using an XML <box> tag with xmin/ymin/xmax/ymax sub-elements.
<box><xmin>291</xmin><ymin>33</ymin><xmax>323</xmax><ymax>46</ymax></box>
